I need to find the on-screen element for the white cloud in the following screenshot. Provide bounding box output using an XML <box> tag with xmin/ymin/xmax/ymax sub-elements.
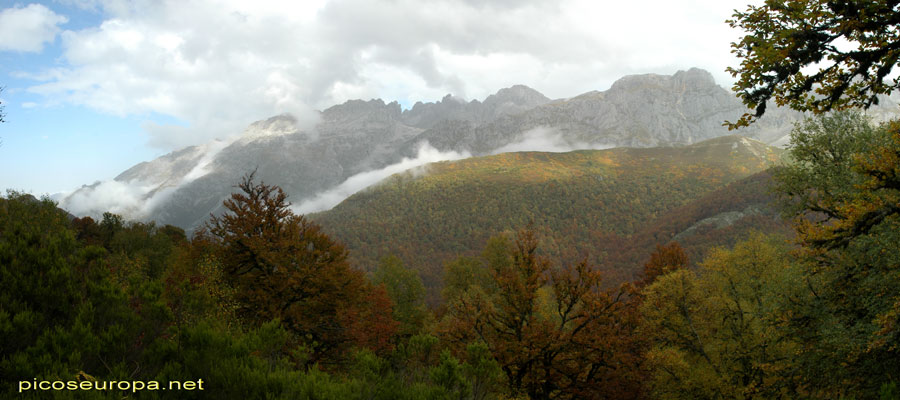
<box><xmin>492</xmin><ymin>127</ymin><xmax>612</xmax><ymax>154</ymax></box>
<box><xmin>58</xmin><ymin>135</ymin><xmax>235</xmax><ymax>219</ymax></box>
<box><xmin>0</xmin><ymin>4</ymin><xmax>68</xmax><ymax>52</ymax></box>
<box><xmin>291</xmin><ymin>142</ymin><xmax>470</xmax><ymax>214</ymax></box>
<box><xmin>26</xmin><ymin>0</ymin><xmax>324</xmax><ymax>149</ymax></box>
<box><xmin>60</xmin><ymin>179</ymin><xmax>156</xmax><ymax>218</ymax></box>
<box><xmin>21</xmin><ymin>0</ymin><xmax>760</xmax><ymax>150</ymax></box>
<box><xmin>57</xmin><ymin>112</ymin><xmax>326</xmax><ymax>220</ymax></box>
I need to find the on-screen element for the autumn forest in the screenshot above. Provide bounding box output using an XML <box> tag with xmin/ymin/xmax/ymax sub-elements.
<box><xmin>4</xmin><ymin>1</ymin><xmax>900</xmax><ymax>399</ymax></box>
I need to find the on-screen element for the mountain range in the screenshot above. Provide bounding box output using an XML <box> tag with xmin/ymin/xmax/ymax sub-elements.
<box><xmin>57</xmin><ymin>67</ymin><xmax>899</xmax><ymax>232</ymax></box>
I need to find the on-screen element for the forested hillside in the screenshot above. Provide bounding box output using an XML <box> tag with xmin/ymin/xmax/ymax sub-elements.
<box><xmin>313</xmin><ymin>135</ymin><xmax>783</xmax><ymax>300</ymax></box>
<box><xmin>598</xmin><ymin>169</ymin><xmax>793</xmax><ymax>281</ymax></box>
<box><xmin>4</xmin><ymin>112</ymin><xmax>900</xmax><ymax>399</ymax></box>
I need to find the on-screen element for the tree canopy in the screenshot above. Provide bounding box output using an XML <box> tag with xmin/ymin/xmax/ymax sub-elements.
<box><xmin>440</xmin><ymin>228</ymin><xmax>645</xmax><ymax>399</ymax></box>
<box><xmin>372</xmin><ymin>255</ymin><xmax>429</xmax><ymax>338</ymax></box>
<box><xmin>771</xmin><ymin>112</ymin><xmax>900</xmax><ymax>394</ymax></box>
<box><xmin>641</xmin><ymin>233</ymin><xmax>802</xmax><ymax>399</ymax></box>
<box><xmin>727</xmin><ymin>0</ymin><xmax>900</xmax><ymax>127</ymax></box>
<box><xmin>202</xmin><ymin>172</ymin><xmax>386</xmax><ymax>366</ymax></box>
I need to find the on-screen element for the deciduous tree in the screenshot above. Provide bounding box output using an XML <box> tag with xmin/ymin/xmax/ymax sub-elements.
<box><xmin>203</xmin><ymin>172</ymin><xmax>370</xmax><ymax>365</ymax></box>
<box><xmin>0</xmin><ymin>192</ymin><xmax>157</xmax><ymax>395</ymax></box>
<box><xmin>728</xmin><ymin>0</ymin><xmax>900</xmax><ymax>390</ymax></box>
<box><xmin>727</xmin><ymin>0</ymin><xmax>900</xmax><ymax>127</ymax></box>
<box><xmin>638</xmin><ymin>241</ymin><xmax>688</xmax><ymax>287</ymax></box>
<box><xmin>372</xmin><ymin>255</ymin><xmax>429</xmax><ymax>338</ymax></box>
<box><xmin>773</xmin><ymin>113</ymin><xmax>900</xmax><ymax>395</ymax></box>
<box><xmin>442</xmin><ymin>228</ymin><xmax>643</xmax><ymax>399</ymax></box>
<box><xmin>640</xmin><ymin>233</ymin><xmax>802</xmax><ymax>399</ymax></box>
<box><xmin>341</xmin><ymin>284</ymin><xmax>398</xmax><ymax>357</ymax></box>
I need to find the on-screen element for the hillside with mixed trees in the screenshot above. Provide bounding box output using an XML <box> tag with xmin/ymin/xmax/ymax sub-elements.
<box><xmin>594</xmin><ymin>168</ymin><xmax>793</xmax><ymax>282</ymax></box>
<box><xmin>3</xmin><ymin>110</ymin><xmax>900</xmax><ymax>399</ymax></box>
<box><xmin>312</xmin><ymin>135</ymin><xmax>785</xmax><ymax>301</ymax></box>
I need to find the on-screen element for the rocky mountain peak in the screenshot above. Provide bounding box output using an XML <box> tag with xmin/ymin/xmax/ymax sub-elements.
<box><xmin>440</xmin><ymin>93</ymin><xmax>467</xmax><ymax>104</ymax></box>
<box><xmin>401</xmin><ymin>95</ymin><xmax>473</xmax><ymax>129</ymax></box>
<box><xmin>608</xmin><ymin>72</ymin><xmax>667</xmax><ymax>92</ymax></box>
<box><xmin>240</xmin><ymin>113</ymin><xmax>301</xmax><ymax>141</ymax></box>
<box><xmin>672</xmin><ymin>67</ymin><xmax>717</xmax><ymax>87</ymax></box>
<box><xmin>323</xmin><ymin>98</ymin><xmax>402</xmax><ymax>122</ymax></box>
<box><xmin>400</xmin><ymin>85</ymin><xmax>550</xmax><ymax>129</ymax></box>
<box><xmin>484</xmin><ymin>84</ymin><xmax>549</xmax><ymax>107</ymax></box>
<box><xmin>608</xmin><ymin>68</ymin><xmax>720</xmax><ymax>94</ymax></box>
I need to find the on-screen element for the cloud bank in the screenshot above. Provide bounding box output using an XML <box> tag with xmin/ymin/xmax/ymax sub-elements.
<box><xmin>492</xmin><ymin>127</ymin><xmax>612</xmax><ymax>154</ymax></box>
<box><xmin>291</xmin><ymin>142</ymin><xmax>470</xmax><ymax>215</ymax></box>
<box><xmin>58</xmin><ymin>136</ymin><xmax>234</xmax><ymax>219</ymax></box>
<box><xmin>13</xmin><ymin>0</ymin><xmax>756</xmax><ymax>150</ymax></box>
<box><xmin>59</xmin><ymin>179</ymin><xmax>157</xmax><ymax>219</ymax></box>
<box><xmin>58</xmin><ymin>132</ymin><xmax>468</xmax><ymax>221</ymax></box>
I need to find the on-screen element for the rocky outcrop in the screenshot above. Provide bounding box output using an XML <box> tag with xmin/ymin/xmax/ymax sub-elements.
<box><xmin>672</xmin><ymin>204</ymin><xmax>767</xmax><ymax>243</ymax></box>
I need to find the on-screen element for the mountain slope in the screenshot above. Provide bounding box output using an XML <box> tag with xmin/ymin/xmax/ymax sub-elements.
<box><xmin>58</xmin><ymin>68</ymin><xmax>900</xmax><ymax>231</ymax></box>
<box><xmin>597</xmin><ymin>170</ymin><xmax>791</xmax><ymax>283</ymax></box>
<box><xmin>311</xmin><ymin>135</ymin><xmax>784</xmax><ymax>301</ymax></box>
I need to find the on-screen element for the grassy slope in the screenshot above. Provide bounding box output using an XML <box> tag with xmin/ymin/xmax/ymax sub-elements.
<box><xmin>311</xmin><ymin>135</ymin><xmax>785</xmax><ymax>302</ymax></box>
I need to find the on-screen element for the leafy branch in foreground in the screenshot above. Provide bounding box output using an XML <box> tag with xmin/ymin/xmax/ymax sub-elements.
<box><xmin>726</xmin><ymin>0</ymin><xmax>900</xmax><ymax>128</ymax></box>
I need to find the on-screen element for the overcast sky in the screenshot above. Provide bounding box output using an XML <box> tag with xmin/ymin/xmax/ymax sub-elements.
<box><xmin>0</xmin><ymin>0</ymin><xmax>760</xmax><ymax>195</ymax></box>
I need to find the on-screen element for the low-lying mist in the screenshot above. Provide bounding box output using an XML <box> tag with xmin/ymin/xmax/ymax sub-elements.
<box><xmin>291</xmin><ymin>142</ymin><xmax>470</xmax><ymax>215</ymax></box>
<box><xmin>491</xmin><ymin>127</ymin><xmax>612</xmax><ymax>154</ymax></box>
<box><xmin>57</xmin><ymin>138</ymin><xmax>234</xmax><ymax>221</ymax></box>
<box><xmin>56</xmin><ymin>125</ymin><xmax>610</xmax><ymax>225</ymax></box>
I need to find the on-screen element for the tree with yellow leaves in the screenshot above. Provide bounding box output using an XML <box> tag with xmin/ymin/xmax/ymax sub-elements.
<box><xmin>640</xmin><ymin>233</ymin><xmax>802</xmax><ymax>399</ymax></box>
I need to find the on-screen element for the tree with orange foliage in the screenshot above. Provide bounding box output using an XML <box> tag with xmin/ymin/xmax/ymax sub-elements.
<box><xmin>340</xmin><ymin>284</ymin><xmax>399</xmax><ymax>357</ymax></box>
<box><xmin>203</xmin><ymin>172</ymin><xmax>393</xmax><ymax>365</ymax></box>
<box><xmin>442</xmin><ymin>227</ymin><xmax>644</xmax><ymax>399</ymax></box>
<box><xmin>638</xmin><ymin>242</ymin><xmax>688</xmax><ymax>287</ymax></box>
